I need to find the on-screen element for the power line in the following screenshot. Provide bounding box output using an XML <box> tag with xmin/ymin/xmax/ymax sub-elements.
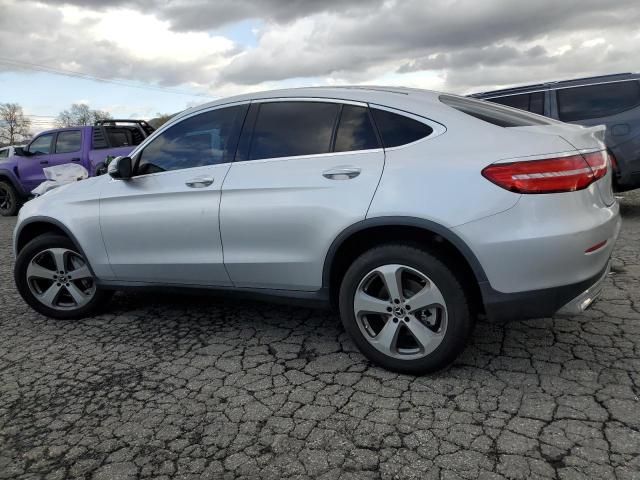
<box><xmin>0</xmin><ymin>56</ymin><xmax>214</xmax><ymax>99</ymax></box>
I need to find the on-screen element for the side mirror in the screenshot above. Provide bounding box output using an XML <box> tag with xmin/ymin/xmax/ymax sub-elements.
<box><xmin>13</xmin><ymin>146</ymin><xmax>27</xmax><ymax>157</ymax></box>
<box><xmin>108</xmin><ymin>156</ymin><xmax>132</xmax><ymax>180</ymax></box>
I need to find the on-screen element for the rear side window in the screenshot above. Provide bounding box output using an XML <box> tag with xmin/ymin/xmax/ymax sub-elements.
<box><xmin>487</xmin><ymin>92</ymin><xmax>545</xmax><ymax>115</ymax></box>
<box><xmin>0</xmin><ymin>148</ymin><xmax>8</xmax><ymax>158</ymax></box>
<box><xmin>334</xmin><ymin>105</ymin><xmax>380</xmax><ymax>152</ymax></box>
<box><xmin>440</xmin><ymin>95</ymin><xmax>553</xmax><ymax>127</ymax></box>
<box><xmin>371</xmin><ymin>108</ymin><xmax>433</xmax><ymax>147</ymax></box>
<box><xmin>249</xmin><ymin>102</ymin><xmax>339</xmax><ymax>160</ymax></box>
<box><xmin>557</xmin><ymin>81</ymin><xmax>640</xmax><ymax>121</ymax></box>
<box><xmin>55</xmin><ymin>130</ymin><xmax>81</xmax><ymax>153</ymax></box>
<box><xmin>136</xmin><ymin>104</ymin><xmax>247</xmax><ymax>175</ymax></box>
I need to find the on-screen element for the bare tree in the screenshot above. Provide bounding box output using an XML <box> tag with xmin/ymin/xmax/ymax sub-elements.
<box><xmin>55</xmin><ymin>103</ymin><xmax>112</xmax><ymax>127</ymax></box>
<box><xmin>148</xmin><ymin>113</ymin><xmax>174</xmax><ymax>129</ymax></box>
<box><xmin>0</xmin><ymin>103</ymin><xmax>32</xmax><ymax>146</ymax></box>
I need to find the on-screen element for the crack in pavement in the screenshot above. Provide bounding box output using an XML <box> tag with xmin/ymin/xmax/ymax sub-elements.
<box><xmin>0</xmin><ymin>191</ymin><xmax>639</xmax><ymax>479</ymax></box>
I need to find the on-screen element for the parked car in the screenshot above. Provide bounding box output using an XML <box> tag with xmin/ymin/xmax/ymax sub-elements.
<box><xmin>0</xmin><ymin>144</ymin><xmax>24</xmax><ymax>159</ymax></box>
<box><xmin>12</xmin><ymin>88</ymin><xmax>620</xmax><ymax>373</ymax></box>
<box><xmin>470</xmin><ymin>72</ymin><xmax>640</xmax><ymax>191</ymax></box>
<box><xmin>0</xmin><ymin>120</ymin><xmax>154</xmax><ymax>216</ymax></box>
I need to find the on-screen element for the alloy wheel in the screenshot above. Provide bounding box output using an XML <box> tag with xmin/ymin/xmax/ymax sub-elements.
<box><xmin>353</xmin><ymin>264</ymin><xmax>448</xmax><ymax>360</ymax></box>
<box><xmin>26</xmin><ymin>248</ymin><xmax>96</xmax><ymax>311</ymax></box>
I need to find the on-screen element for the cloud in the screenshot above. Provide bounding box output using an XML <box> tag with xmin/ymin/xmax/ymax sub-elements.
<box><xmin>215</xmin><ymin>0</ymin><xmax>640</xmax><ymax>91</ymax></box>
<box><xmin>1</xmin><ymin>0</ymin><xmax>640</xmax><ymax>98</ymax></box>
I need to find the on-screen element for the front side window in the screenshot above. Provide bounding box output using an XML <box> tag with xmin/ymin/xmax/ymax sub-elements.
<box><xmin>136</xmin><ymin>105</ymin><xmax>247</xmax><ymax>176</ymax></box>
<box><xmin>55</xmin><ymin>130</ymin><xmax>81</xmax><ymax>154</ymax></box>
<box><xmin>334</xmin><ymin>105</ymin><xmax>380</xmax><ymax>152</ymax></box>
<box><xmin>557</xmin><ymin>81</ymin><xmax>640</xmax><ymax>121</ymax></box>
<box><xmin>488</xmin><ymin>92</ymin><xmax>545</xmax><ymax>115</ymax></box>
<box><xmin>249</xmin><ymin>102</ymin><xmax>339</xmax><ymax>160</ymax></box>
<box><xmin>28</xmin><ymin>134</ymin><xmax>54</xmax><ymax>155</ymax></box>
<box><xmin>371</xmin><ymin>108</ymin><xmax>433</xmax><ymax>147</ymax></box>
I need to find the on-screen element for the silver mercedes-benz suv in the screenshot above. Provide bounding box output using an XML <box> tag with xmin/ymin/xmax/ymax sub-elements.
<box><xmin>13</xmin><ymin>87</ymin><xmax>620</xmax><ymax>373</ymax></box>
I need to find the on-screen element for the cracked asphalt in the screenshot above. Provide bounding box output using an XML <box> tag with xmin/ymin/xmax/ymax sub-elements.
<box><xmin>1</xmin><ymin>192</ymin><xmax>639</xmax><ymax>480</ymax></box>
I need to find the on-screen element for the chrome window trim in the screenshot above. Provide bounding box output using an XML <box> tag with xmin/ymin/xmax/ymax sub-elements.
<box><xmin>232</xmin><ymin>147</ymin><xmax>385</xmax><ymax>167</ymax></box>
<box><xmin>252</xmin><ymin>97</ymin><xmax>368</xmax><ymax>107</ymax></box>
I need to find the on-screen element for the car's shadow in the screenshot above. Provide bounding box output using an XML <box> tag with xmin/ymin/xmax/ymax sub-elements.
<box><xmin>95</xmin><ymin>289</ymin><xmax>618</xmax><ymax>377</ymax></box>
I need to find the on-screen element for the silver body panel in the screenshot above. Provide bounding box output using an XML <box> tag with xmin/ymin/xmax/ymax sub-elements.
<box><xmin>14</xmin><ymin>86</ymin><xmax>621</xmax><ymax>313</ymax></box>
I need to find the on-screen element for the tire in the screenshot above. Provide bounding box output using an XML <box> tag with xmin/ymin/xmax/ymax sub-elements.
<box><xmin>14</xmin><ymin>234</ymin><xmax>113</xmax><ymax>319</ymax></box>
<box><xmin>0</xmin><ymin>181</ymin><xmax>19</xmax><ymax>217</ymax></box>
<box><xmin>339</xmin><ymin>244</ymin><xmax>472</xmax><ymax>374</ymax></box>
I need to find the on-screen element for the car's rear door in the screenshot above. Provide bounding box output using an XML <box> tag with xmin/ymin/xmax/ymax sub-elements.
<box><xmin>50</xmin><ymin>129</ymin><xmax>84</xmax><ymax>169</ymax></box>
<box><xmin>99</xmin><ymin>103</ymin><xmax>248</xmax><ymax>285</ymax></box>
<box><xmin>220</xmin><ymin>99</ymin><xmax>385</xmax><ymax>291</ymax></box>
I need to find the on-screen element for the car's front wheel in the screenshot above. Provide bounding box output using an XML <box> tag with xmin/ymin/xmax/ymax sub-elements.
<box><xmin>14</xmin><ymin>234</ymin><xmax>112</xmax><ymax>319</ymax></box>
<box><xmin>339</xmin><ymin>244</ymin><xmax>472</xmax><ymax>374</ymax></box>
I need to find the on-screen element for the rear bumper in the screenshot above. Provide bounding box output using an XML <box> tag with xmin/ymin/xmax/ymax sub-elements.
<box><xmin>481</xmin><ymin>260</ymin><xmax>610</xmax><ymax>322</ymax></box>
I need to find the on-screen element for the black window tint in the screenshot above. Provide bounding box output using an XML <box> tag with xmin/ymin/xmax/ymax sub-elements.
<box><xmin>333</xmin><ymin>105</ymin><xmax>380</xmax><ymax>152</ymax></box>
<box><xmin>488</xmin><ymin>92</ymin><xmax>545</xmax><ymax>115</ymax></box>
<box><xmin>440</xmin><ymin>95</ymin><xmax>554</xmax><ymax>127</ymax></box>
<box><xmin>29</xmin><ymin>134</ymin><xmax>53</xmax><ymax>155</ymax></box>
<box><xmin>557</xmin><ymin>81</ymin><xmax>640</xmax><ymax>122</ymax></box>
<box><xmin>529</xmin><ymin>92</ymin><xmax>544</xmax><ymax>115</ymax></box>
<box><xmin>249</xmin><ymin>102</ymin><xmax>339</xmax><ymax>160</ymax></box>
<box><xmin>370</xmin><ymin>108</ymin><xmax>433</xmax><ymax>148</ymax></box>
<box><xmin>136</xmin><ymin>105</ymin><xmax>246</xmax><ymax>176</ymax></box>
<box><xmin>55</xmin><ymin>130</ymin><xmax>81</xmax><ymax>153</ymax></box>
<box><xmin>490</xmin><ymin>94</ymin><xmax>529</xmax><ymax>111</ymax></box>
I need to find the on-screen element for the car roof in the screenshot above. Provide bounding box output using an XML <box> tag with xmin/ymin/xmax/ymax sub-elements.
<box><xmin>173</xmin><ymin>86</ymin><xmax>444</xmax><ymax>121</ymax></box>
<box><xmin>469</xmin><ymin>72</ymin><xmax>640</xmax><ymax>98</ymax></box>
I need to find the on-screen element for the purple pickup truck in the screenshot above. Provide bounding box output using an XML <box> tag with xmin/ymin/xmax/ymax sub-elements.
<box><xmin>0</xmin><ymin>120</ymin><xmax>154</xmax><ymax>216</ymax></box>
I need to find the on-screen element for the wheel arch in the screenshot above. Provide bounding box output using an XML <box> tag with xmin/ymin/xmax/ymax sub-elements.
<box><xmin>14</xmin><ymin>217</ymin><xmax>94</xmax><ymax>275</ymax></box>
<box><xmin>0</xmin><ymin>169</ymin><xmax>26</xmax><ymax>197</ymax></box>
<box><xmin>322</xmin><ymin>217</ymin><xmax>488</xmax><ymax>313</ymax></box>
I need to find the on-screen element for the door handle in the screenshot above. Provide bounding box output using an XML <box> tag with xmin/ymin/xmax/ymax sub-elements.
<box><xmin>39</xmin><ymin>160</ymin><xmax>49</xmax><ymax>165</ymax></box>
<box><xmin>185</xmin><ymin>176</ymin><xmax>214</xmax><ymax>188</ymax></box>
<box><xmin>71</xmin><ymin>157</ymin><xmax>81</xmax><ymax>162</ymax></box>
<box><xmin>323</xmin><ymin>167</ymin><xmax>361</xmax><ymax>180</ymax></box>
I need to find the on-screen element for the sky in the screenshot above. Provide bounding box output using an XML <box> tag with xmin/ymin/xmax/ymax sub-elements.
<box><xmin>1</xmin><ymin>0</ymin><xmax>640</xmax><ymax>132</ymax></box>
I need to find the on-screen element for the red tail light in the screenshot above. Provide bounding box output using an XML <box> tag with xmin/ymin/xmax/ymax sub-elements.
<box><xmin>482</xmin><ymin>151</ymin><xmax>608</xmax><ymax>194</ymax></box>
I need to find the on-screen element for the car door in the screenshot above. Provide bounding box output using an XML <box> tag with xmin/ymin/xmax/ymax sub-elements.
<box><xmin>17</xmin><ymin>133</ymin><xmax>54</xmax><ymax>191</ymax></box>
<box><xmin>99</xmin><ymin>103</ymin><xmax>248</xmax><ymax>285</ymax></box>
<box><xmin>50</xmin><ymin>129</ymin><xmax>84</xmax><ymax>169</ymax></box>
<box><xmin>220</xmin><ymin>99</ymin><xmax>385</xmax><ymax>290</ymax></box>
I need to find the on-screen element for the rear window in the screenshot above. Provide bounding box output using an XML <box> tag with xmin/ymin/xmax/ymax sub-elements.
<box><xmin>334</xmin><ymin>105</ymin><xmax>380</xmax><ymax>152</ymax></box>
<box><xmin>55</xmin><ymin>130</ymin><xmax>81</xmax><ymax>153</ymax></box>
<box><xmin>440</xmin><ymin>95</ymin><xmax>553</xmax><ymax>127</ymax></box>
<box><xmin>371</xmin><ymin>108</ymin><xmax>433</xmax><ymax>147</ymax></box>
<box><xmin>557</xmin><ymin>81</ymin><xmax>640</xmax><ymax>122</ymax></box>
<box><xmin>487</xmin><ymin>92</ymin><xmax>545</xmax><ymax>115</ymax></box>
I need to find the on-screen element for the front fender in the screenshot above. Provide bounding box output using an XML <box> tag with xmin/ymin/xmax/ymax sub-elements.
<box><xmin>0</xmin><ymin>166</ymin><xmax>28</xmax><ymax>197</ymax></box>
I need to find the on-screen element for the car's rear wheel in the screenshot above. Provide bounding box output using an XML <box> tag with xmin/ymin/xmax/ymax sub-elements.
<box><xmin>0</xmin><ymin>181</ymin><xmax>19</xmax><ymax>217</ymax></box>
<box><xmin>339</xmin><ymin>244</ymin><xmax>472</xmax><ymax>374</ymax></box>
<box><xmin>15</xmin><ymin>234</ymin><xmax>112</xmax><ymax>319</ymax></box>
